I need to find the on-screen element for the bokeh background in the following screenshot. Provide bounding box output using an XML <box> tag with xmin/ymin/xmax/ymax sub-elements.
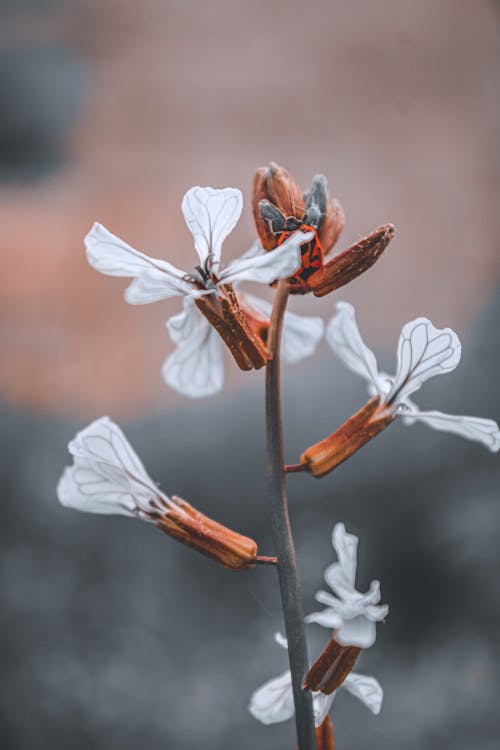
<box><xmin>1</xmin><ymin>0</ymin><xmax>499</xmax><ymax>748</ymax></box>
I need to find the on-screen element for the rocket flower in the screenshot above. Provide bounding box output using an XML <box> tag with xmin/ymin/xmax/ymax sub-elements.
<box><xmin>57</xmin><ymin>417</ymin><xmax>262</xmax><ymax>570</ymax></box>
<box><xmin>305</xmin><ymin>523</ymin><xmax>388</xmax><ymax>650</ymax></box>
<box><xmin>252</xmin><ymin>162</ymin><xmax>395</xmax><ymax>296</ymax></box>
<box><xmin>85</xmin><ymin>186</ymin><xmax>318</xmax><ymax>398</ymax></box>
<box><xmin>300</xmin><ymin>302</ymin><xmax>500</xmax><ymax>476</ymax></box>
<box><xmin>248</xmin><ymin>632</ymin><xmax>382</xmax><ymax>741</ymax></box>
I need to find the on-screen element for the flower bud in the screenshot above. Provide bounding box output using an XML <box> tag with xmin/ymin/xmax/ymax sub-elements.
<box><xmin>308</xmin><ymin>224</ymin><xmax>395</xmax><ymax>298</ymax></box>
<box><xmin>195</xmin><ymin>285</ymin><xmax>269</xmax><ymax>371</ymax></box>
<box><xmin>318</xmin><ymin>197</ymin><xmax>345</xmax><ymax>254</ymax></box>
<box><xmin>316</xmin><ymin>716</ymin><xmax>335</xmax><ymax>750</ymax></box>
<box><xmin>157</xmin><ymin>497</ymin><xmax>258</xmax><ymax>570</ymax></box>
<box><xmin>300</xmin><ymin>396</ymin><xmax>395</xmax><ymax>477</ymax></box>
<box><xmin>251</xmin><ymin>162</ymin><xmax>305</xmax><ymax>250</ymax></box>
<box><xmin>304</xmin><ymin>638</ymin><xmax>360</xmax><ymax>694</ymax></box>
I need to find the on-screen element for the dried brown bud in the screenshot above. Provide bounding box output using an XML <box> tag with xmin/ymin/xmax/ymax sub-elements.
<box><xmin>195</xmin><ymin>285</ymin><xmax>269</xmax><ymax>371</ymax></box>
<box><xmin>318</xmin><ymin>197</ymin><xmax>345</xmax><ymax>254</ymax></box>
<box><xmin>251</xmin><ymin>162</ymin><xmax>305</xmax><ymax>250</ymax></box>
<box><xmin>304</xmin><ymin>638</ymin><xmax>360</xmax><ymax>694</ymax></box>
<box><xmin>315</xmin><ymin>716</ymin><xmax>336</xmax><ymax>750</ymax></box>
<box><xmin>156</xmin><ymin>497</ymin><xmax>258</xmax><ymax>570</ymax></box>
<box><xmin>300</xmin><ymin>396</ymin><xmax>395</xmax><ymax>477</ymax></box>
<box><xmin>308</xmin><ymin>224</ymin><xmax>395</xmax><ymax>298</ymax></box>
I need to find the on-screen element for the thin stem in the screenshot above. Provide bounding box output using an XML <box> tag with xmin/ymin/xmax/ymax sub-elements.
<box><xmin>266</xmin><ymin>280</ymin><xmax>316</xmax><ymax>750</ymax></box>
<box><xmin>285</xmin><ymin>462</ymin><xmax>308</xmax><ymax>474</ymax></box>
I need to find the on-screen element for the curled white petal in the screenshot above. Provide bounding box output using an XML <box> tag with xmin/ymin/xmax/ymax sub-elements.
<box><xmin>242</xmin><ymin>292</ymin><xmax>324</xmax><ymax>364</ymax></box>
<box><xmin>162</xmin><ymin>299</ymin><xmax>224</xmax><ymax>398</ymax></box>
<box><xmin>248</xmin><ymin>670</ymin><xmax>295</xmax><ymax>725</ymax></box>
<box><xmin>274</xmin><ymin>632</ymin><xmax>288</xmax><ymax>650</ymax></box>
<box><xmin>181</xmin><ymin>186</ymin><xmax>242</xmax><ymax>266</ymax></box>
<box><xmin>387</xmin><ymin>318</ymin><xmax>461</xmax><ymax>404</ymax></box>
<box><xmin>326</xmin><ymin>302</ymin><xmax>381</xmax><ymax>394</ymax></box>
<box><xmin>220</xmin><ymin>231</ymin><xmax>312</xmax><ymax>286</ymax></box>
<box><xmin>306</xmin><ymin>523</ymin><xmax>388</xmax><ymax>647</ymax></box>
<box><xmin>58</xmin><ymin>417</ymin><xmax>171</xmax><ymax>519</ymax></box>
<box><xmin>343</xmin><ymin>673</ymin><xmax>383</xmax><ymax>715</ymax></box>
<box><xmin>325</xmin><ymin>522</ymin><xmax>358</xmax><ymax>596</ymax></box>
<box><xmin>312</xmin><ymin>691</ymin><xmax>336</xmax><ymax>727</ymax></box>
<box><xmin>400</xmin><ymin>408</ymin><xmax>500</xmax><ymax>452</ymax></box>
<box><xmin>85</xmin><ymin>223</ymin><xmax>191</xmax><ymax>302</ymax></box>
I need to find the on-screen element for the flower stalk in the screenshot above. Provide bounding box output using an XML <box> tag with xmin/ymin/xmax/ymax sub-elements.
<box><xmin>265</xmin><ymin>279</ymin><xmax>316</xmax><ymax>750</ymax></box>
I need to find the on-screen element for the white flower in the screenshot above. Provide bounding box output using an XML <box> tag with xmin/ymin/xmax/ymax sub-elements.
<box><xmin>85</xmin><ymin>186</ymin><xmax>316</xmax><ymax>398</ymax></box>
<box><xmin>305</xmin><ymin>523</ymin><xmax>388</xmax><ymax>648</ymax></box>
<box><xmin>57</xmin><ymin>416</ymin><xmax>175</xmax><ymax>520</ymax></box>
<box><xmin>326</xmin><ymin>302</ymin><xmax>500</xmax><ymax>451</ymax></box>
<box><xmin>248</xmin><ymin>633</ymin><xmax>382</xmax><ymax>726</ymax></box>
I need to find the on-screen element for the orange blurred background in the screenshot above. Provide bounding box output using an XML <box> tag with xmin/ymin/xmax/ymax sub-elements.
<box><xmin>1</xmin><ymin>0</ymin><xmax>499</xmax><ymax>415</ymax></box>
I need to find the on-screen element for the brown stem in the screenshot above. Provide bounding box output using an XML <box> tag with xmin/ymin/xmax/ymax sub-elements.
<box><xmin>266</xmin><ymin>279</ymin><xmax>316</xmax><ymax>750</ymax></box>
<box><xmin>285</xmin><ymin>462</ymin><xmax>308</xmax><ymax>474</ymax></box>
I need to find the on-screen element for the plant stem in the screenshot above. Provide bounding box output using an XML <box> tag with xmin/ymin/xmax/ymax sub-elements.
<box><xmin>266</xmin><ymin>280</ymin><xmax>316</xmax><ymax>750</ymax></box>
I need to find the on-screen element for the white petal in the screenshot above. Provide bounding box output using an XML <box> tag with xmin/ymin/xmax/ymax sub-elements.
<box><xmin>324</xmin><ymin>523</ymin><xmax>358</xmax><ymax>594</ymax></box>
<box><xmin>58</xmin><ymin>417</ymin><xmax>170</xmax><ymax>518</ymax></box>
<box><xmin>181</xmin><ymin>186</ymin><xmax>242</xmax><ymax>266</ymax></box>
<box><xmin>342</xmin><ymin>673</ymin><xmax>383</xmax><ymax>715</ymax></box>
<box><xmin>401</xmin><ymin>408</ymin><xmax>500</xmax><ymax>452</ymax></box>
<box><xmin>248</xmin><ymin>670</ymin><xmax>295</xmax><ymax>725</ymax></box>
<box><xmin>242</xmin><ymin>292</ymin><xmax>324</xmax><ymax>364</ymax></box>
<box><xmin>274</xmin><ymin>632</ymin><xmax>289</xmax><ymax>650</ymax></box>
<box><xmin>304</xmin><ymin>608</ymin><xmax>344</xmax><ymax>629</ymax></box>
<box><xmin>312</xmin><ymin>691</ymin><xmax>336</xmax><ymax>727</ymax></box>
<box><xmin>240</xmin><ymin>239</ymin><xmax>265</xmax><ymax>260</ymax></box>
<box><xmin>387</xmin><ymin>318</ymin><xmax>461</xmax><ymax>404</ymax></box>
<box><xmin>326</xmin><ymin>302</ymin><xmax>381</xmax><ymax>394</ymax></box>
<box><xmin>220</xmin><ymin>231</ymin><xmax>312</xmax><ymax>285</ymax></box>
<box><xmin>337</xmin><ymin>615</ymin><xmax>376</xmax><ymax>648</ymax></box>
<box><xmin>162</xmin><ymin>302</ymin><xmax>224</xmax><ymax>398</ymax></box>
<box><xmin>85</xmin><ymin>223</ymin><xmax>190</xmax><ymax>302</ymax></box>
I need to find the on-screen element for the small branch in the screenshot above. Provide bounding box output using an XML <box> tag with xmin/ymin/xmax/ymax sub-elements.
<box><xmin>285</xmin><ymin>462</ymin><xmax>307</xmax><ymax>474</ymax></box>
<box><xmin>266</xmin><ymin>280</ymin><xmax>316</xmax><ymax>750</ymax></box>
<box><xmin>254</xmin><ymin>555</ymin><xmax>278</xmax><ymax>565</ymax></box>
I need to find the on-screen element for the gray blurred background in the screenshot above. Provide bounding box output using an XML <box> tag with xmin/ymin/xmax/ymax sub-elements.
<box><xmin>1</xmin><ymin>1</ymin><xmax>499</xmax><ymax>748</ymax></box>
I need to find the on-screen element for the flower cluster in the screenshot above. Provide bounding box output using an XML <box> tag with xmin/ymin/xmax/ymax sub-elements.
<box><xmin>56</xmin><ymin>162</ymin><xmax>500</xmax><ymax>749</ymax></box>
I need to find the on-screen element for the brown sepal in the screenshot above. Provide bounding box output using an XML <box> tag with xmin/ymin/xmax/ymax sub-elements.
<box><xmin>300</xmin><ymin>396</ymin><xmax>395</xmax><ymax>477</ymax></box>
<box><xmin>195</xmin><ymin>286</ymin><xmax>269</xmax><ymax>371</ymax></box>
<box><xmin>309</xmin><ymin>223</ymin><xmax>395</xmax><ymax>297</ymax></box>
<box><xmin>156</xmin><ymin>497</ymin><xmax>258</xmax><ymax>571</ymax></box>
<box><xmin>252</xmin><ymin>162</ymin><xmax>305</xmax><ymax>250</ymax></box>
<box><xmin>318</xmin><ymin>197</ymin><xmax>345</xmax><ymax>254</ymax></box>
<box><xmin>304</xmin><ymin>638</ymin><xmax>360</xmax><ymax>694</ymax></box>
<box><xmin>315</xmin><ymin>716</ymin><xmax>336</xmax><ymax>750</ymax></box>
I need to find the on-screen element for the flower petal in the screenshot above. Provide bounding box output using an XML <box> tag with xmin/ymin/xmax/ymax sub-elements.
<box><xmin>400</xmin><ymin>408</ymin><xmax>500</xmax><ymax>452</ymax></box>
<box><xmin>312</xmin><ymin>691</ymin><xmax>336</xmax><ymax>727</ymax></box>
<box><xmin>220</xmin><ymin>231</ymin><xmax>312</xmax><ymax>285</ymax></box>
<box><xmin>58</xmin><ymin>417</ymin><xmax>170</xmax><ymax>518</ymax></box>
<box><xmin>337</xmin><ymin>615</ymin><xmax>377</xmax><ymax>648</ymax></box>
<box><xmin>181</xmin><ymin>186</ymin><xmax>242</xmax><ymax>266</ymax></box>
<box><xmin>326</xmin><ymin>302</ymin><xmax>381</xmax><ymax>393</ymax></box>
<box><xmin>342</xmin><ymin>673</ymin><xmax>383</xmax><ymax>715</ymax></box>
<box><xmin>305</xmin><ymin>608</ymin><xmax>344</xmax><ymax>629</ymax></box>
<box><xmin>387</xmin><ymin>318</ymin><xmax>461</xmax><ymax>404</ymax></box>
<box><xmin>162</xmin><ymin>300</ymin><xmax>224</xmax><ymax>398</ymax></box>
<box><xmin>242</xmin><ymin>292</ymin><xmax>324</xmax><ymax>364</ymax></box>
<box><xmin>248</xmin><ymin>670</ymin><xmax>295</xmax><ymax>725</ymax></box>
<box><xmin>85</xmin><ymin>223</ymin><xmax>190</xmax><ymax>302</ymax></box>
<box><xmin>324</xmin><ymin>523</ymin><xmax>358</xmax><ymax>596</ymax></box>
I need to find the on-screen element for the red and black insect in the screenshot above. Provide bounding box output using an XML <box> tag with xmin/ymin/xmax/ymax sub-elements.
<box><xmin>259</xmin><ymin>175</ymin><xmax>328</xmax><ymax>293</ymax></box>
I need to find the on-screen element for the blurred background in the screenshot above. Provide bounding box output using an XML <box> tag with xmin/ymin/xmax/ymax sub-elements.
<box><xmin>1</xmin><ymin>0</ymin><xmax>499</xmax><ymax>748</ymax></box>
